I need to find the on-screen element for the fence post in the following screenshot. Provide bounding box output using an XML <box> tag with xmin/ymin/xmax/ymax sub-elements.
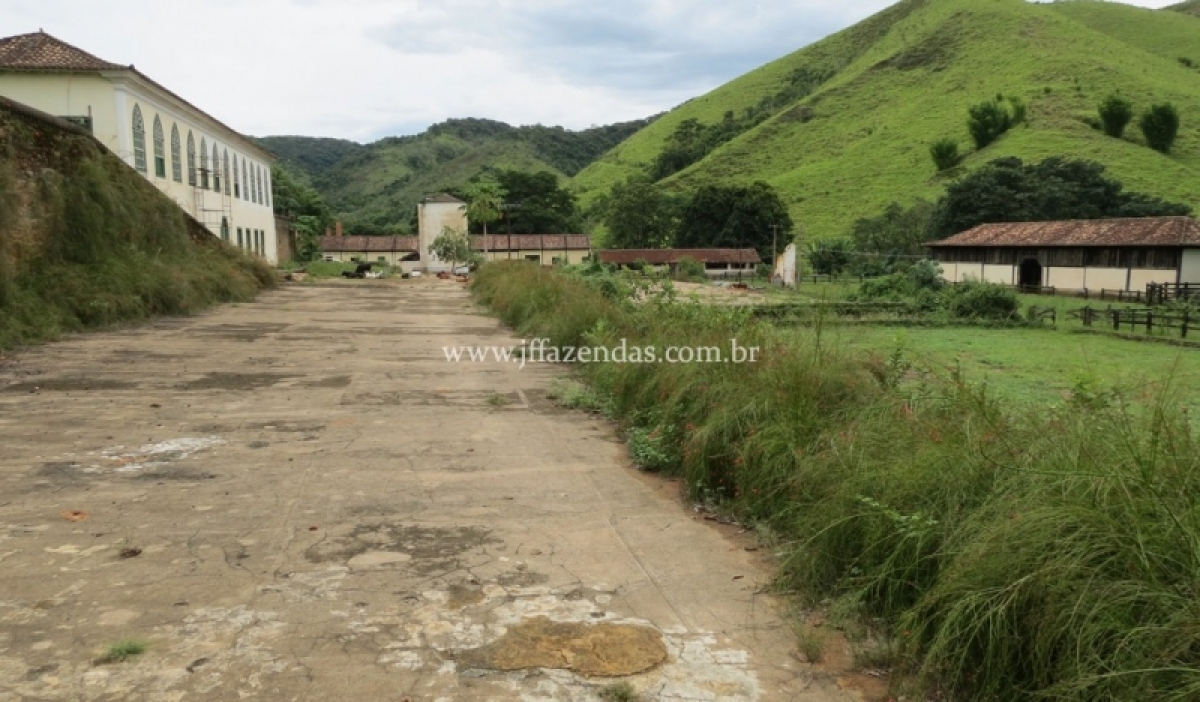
<box><xmin>1112</xmin><ymin>310</ymin><xmax>1119</xmax><ymax>331</ymax></box>
<box><xmin>1184</xmin><ymin>310</ymin><xmax>1190</xmax><ymax>340</ymax></box>
<box><xmin>1147</xmin><ymin>311</ymin><xmax>1153</xmax><ymax>335</ymax></box>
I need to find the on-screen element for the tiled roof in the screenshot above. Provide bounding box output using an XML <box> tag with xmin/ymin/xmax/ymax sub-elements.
<box><xmin>599</xmin><ymin>249</ymin><xmax>762</xmax><ymax>265</ymax></box>
<box><xmin>319</xmin><ymin>234</ymin><xmax>592</xmax><ymax>253</ymax></box>
<box><xmin>0</xmin><ymin>31</ymin><xmax>273</xmax><ymax>162</ymax></box>
<box><xmin>926</xmin><ymin>217</ymin><xmax>1200</xmax><ymax>248</ymax></box>
<box><xmin>474</xmin><ymin>235</ymin><xmax>591</xmax><ymax>251</ymax></box>
<box><xmin>320</xmin><ymin>236</ymin><xmax>419</xmax><ymax>253</ymax></box>
<box><xmin>0</xmin><ymin>31</ymin><xmax>126</xmax><ymax>71</ymax></box>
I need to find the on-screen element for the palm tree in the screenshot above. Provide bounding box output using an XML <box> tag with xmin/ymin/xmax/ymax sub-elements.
<box><xmin>463</xmin><ymin>177</ymin><xmax>506</xmax><ymax>261</ymax></box>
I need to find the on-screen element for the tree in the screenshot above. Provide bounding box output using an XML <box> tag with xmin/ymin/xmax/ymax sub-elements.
<box><xmin>929</xmin><ymin>139</ymin><xmax>962</xmax><ymax>172</ymax></box>
<box><xmin>429</xmin><ymin>226</ymin><xmax>473</xmax><ymax>271</ymax></box>
<box><xmin>1140</xmin><ymin>103</ymin><xmax>1180</xmax><ymax>154</ymax></box>
<box><xmin>1098</xmin><ymin>95</ymin><xmax>1134</xmax><ymax>139</ymax></box>
<box><xmin>927</xmin><ymin>157</ymin><xmax>1191</xmax><ymax>239</ymax></box>
<box><xmin>271</xmin><ymin>163</ymin><xmax>333</xmax><ymax>262</ymax></box>
<box><xmin>675</xmin><ymin>182</ymin><xmax>793</xmax><ymax>260</ymax></box>
<box><xmin>492</xmin><ymin>170</ymin><xmax>581</xmax><ymax>234</ymax></box>
<box><xmin>806</xmin><ymin>239</ymin><xmax>852</xmax><ymax>276</ymax></box>
<box><xmin>462</xmin><ymin>176</ymin><xmax>506</xmax><ymax>248</ymax></box>
<box><xmin>601</xmin><ymin>177</ymin><xmax>679</xmax><ymax>249</ymax></box>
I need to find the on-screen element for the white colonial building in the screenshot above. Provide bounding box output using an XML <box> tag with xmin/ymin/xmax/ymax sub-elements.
<box><xmin>0</xmin><ymin>31</ymin><xmax>280</xmax><ymax>263</ymax></box>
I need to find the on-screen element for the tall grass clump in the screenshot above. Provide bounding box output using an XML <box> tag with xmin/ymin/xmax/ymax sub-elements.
<box><xmin>0</xmin><ymin>110</ymin><xmax>274</xmax><ymax>350</ymax></box>
<box><xmin>472</xmin><ymin>263</ymin><xmax>1200</xmax><ymax>701</ymax></box>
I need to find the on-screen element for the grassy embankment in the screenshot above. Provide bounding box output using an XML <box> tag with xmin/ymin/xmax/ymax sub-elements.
<box><xmin>473</xmin><ymin>261</ymin><xmax>1199</xmax><ymax>701</ymax></box>
<box><xmin>0</xmin><ymin>106</ymin><xmax>274</xmax><ymax>350</ymax></box>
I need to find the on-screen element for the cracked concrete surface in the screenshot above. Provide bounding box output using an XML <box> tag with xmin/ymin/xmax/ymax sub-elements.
<box><xmin>0</xmin><ymin>280</ymin><xmax>871</xmax><ymax>701</ymax></box>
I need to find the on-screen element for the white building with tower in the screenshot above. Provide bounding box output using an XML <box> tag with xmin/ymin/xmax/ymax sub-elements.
<box><xmin>0</xmin><ymin>31</ymin><xmax>280</xmax><ymax>263</ymax></box>
<box><xmin>417</xmin><ymin>193</ymin><xmax>469</xmax><ymax>273</ymax></box>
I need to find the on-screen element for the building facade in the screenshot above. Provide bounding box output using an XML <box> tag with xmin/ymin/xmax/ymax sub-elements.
<box><xmin>926</xmin><ymin>217</ymin><xmax>1200</xmax><ymax>293</ymax></box>
<box><xmin>0</xmin><ymin>32</ymin><xmax>279</xmax><ymax>263</ymax></box>
<box><xmin>417</xmin><ymin>194</ymin><xmax>469</xmax><ymax>272</ymax></box>
<box><xmin>319</xmin><ymin>233</ymin><xmax>591</xmax><ymax>270</ymax></box>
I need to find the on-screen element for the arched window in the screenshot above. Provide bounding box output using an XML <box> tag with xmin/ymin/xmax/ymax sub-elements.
<box><xmin>257</xmin><ymin>165</ymin><xmax>265</xmax><ymax>206</ymax></box>
<box><xmin>152</xmin><ymin>116</ymin><xmax>165</xmax><ymax>178</ymax></box>
<box><xmin>233</xmin><ymin>154</ymin><xmax>240</xmax><ymax>198</ymax></box>
<box><xmin>222</xmin><ymin>149</ymin><xmax>230</xmax><ymax>196</ymax></box>
<box><xmin>242</xmin><ymin>159</ymin><xmax>249</xmax><ymax>201</ymax></box>
<box><xmin>264</xmin><ymin>167</ymin><xmax>271</xmax><ymax>209</ymax></box>
<box><xmin>131</xmin><ymin>105</ymin><xmax>147</xmax><ymax>172</ymax></box>
<box><xmin>212</xmin><ymin>142</ymin><xmax>221</xmax><ymax>192</ymax></box>
<box><xmin>186</xmin><ymin>131</ymin><xmax>196</xmax><ymax>185</ymax></box>
<box><xmin>249</xmin><ymin>162</ymin><xmax>257</xmax><ymax>203</ymax></box>
<box><xmin>199</xmin><ymin>138</ymin><xmax>209</xmax><ymax>189</ymax></box>
<box><xmin>220</xmin><ymin>216</ymin><xmax>229</xmax><ymax>241</ymax></box>
<box><xmin>170</xmin><ymin>124</ymin><xmax>182</xmax><ymax>182</ymax></box>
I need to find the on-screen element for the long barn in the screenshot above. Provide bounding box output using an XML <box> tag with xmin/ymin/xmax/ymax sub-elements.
<box><xmin>926</xmin><ymin>217</ymin><xmax>1200</xmax><ymax>293</ymax></box>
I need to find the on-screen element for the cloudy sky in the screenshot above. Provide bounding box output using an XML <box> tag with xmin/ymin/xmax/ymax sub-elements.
<box><xmin>5</xmin><ymin>0</ymin><xmax>1182</xmax><ymax>143</ymax></box>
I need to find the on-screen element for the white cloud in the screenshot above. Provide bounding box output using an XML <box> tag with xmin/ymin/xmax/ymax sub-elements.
<box><xmin>2</xmin><ymin>0</ymin><xmax>1185</xmax><ymax>142</ymax></box>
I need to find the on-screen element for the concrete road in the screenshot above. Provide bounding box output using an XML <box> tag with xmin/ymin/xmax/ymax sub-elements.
<box><xmin>0</xmin><ymin>281</ymin><xmax>866</xmax><ymax>701</ymax></box>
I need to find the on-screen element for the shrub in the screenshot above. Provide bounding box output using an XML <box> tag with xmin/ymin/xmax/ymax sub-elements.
<box><xmin>968</xmin><ymin>96</ymin><xmax>1026</xmax><ymax>149</ymax></box>
<box><xmin>1140</xmin><ymin>103</ymin><xmax>1181</xmax><ymax>154</ymax></box>
<box><xmin>1098</xmin><ymin>95</ymin><xmax>1134</xmax><ymax>138</ymax></box>
<box><xmin>943</xmin><ymin>279</ymin><xmax>1019</xmax><ymax>320</ymax></box>
<box><xmin>674</xmin><ymin>256</ymin><xmax>707</xmax><ymax>281</ymax></box>
<box><xmin>929</xmin><ymin>138</ymin><xmax>962</xmax><ymax>172</ymax></box>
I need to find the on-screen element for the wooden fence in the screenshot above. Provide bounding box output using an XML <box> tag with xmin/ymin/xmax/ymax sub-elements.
<box><xmin>1068</xmin><ymin>306</ymin><xmax>1194</xmax><ymax>339</ymax></box>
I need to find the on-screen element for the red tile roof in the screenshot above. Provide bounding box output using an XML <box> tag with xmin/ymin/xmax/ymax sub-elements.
<box><xmin>320</xmin><ymin>236</ymin><xmax>419</xmax><ymax>253</ymax></box>
<box><xmin>599</xmin><ymin>249</ymin><xmax>761</xmax><ymax>265</ymax></box>
<box><xmin>319</xmin><ymin>234</ymin><xmax>591</xmax><ymax>253</ymax></box>
<box><xmin>926</xmin><ymin>217</ymin><xmax>1200</xmax><ymax>248</ymax></box>
<box><xmin>0</xmin><ymin>31</ymin><xmax>273</xmax><ymax>161</ymax></box>
<box><xmin>474</xmin><ymin>235</ymin><xmax>591</xmax><ymax>251</ymax></box>
<box><xmin>0</xmin><ymin>31</ymin><xmax>125</xmax><ymax>71</ymax></box>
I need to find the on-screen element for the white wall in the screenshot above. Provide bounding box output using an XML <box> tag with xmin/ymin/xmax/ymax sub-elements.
<box><xmin>1181</xmin><ymin>249</ymin><xmax>1200</xmax><ymax>284</ymax></box>
<box><xmin>0</xmin><ymin>72</ymin><xmax>280</xmax><ymax>264</ymax></box>
<box><xmin>417</xmin><ymin>201</ymin><xmax>468</xmax><ymax>272</ymax></box>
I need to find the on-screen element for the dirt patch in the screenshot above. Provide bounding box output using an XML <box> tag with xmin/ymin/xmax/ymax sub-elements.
<box><xmin>3</xmin><ymin>377</ymin><xmax>137</xmax><ymax>392</ymax></box>
<box><xmin>456</xmin><ymin>616</ymin><xmax>668</xmax><ymax>677</ymax></box>
<box><xmin>304</xmin><ymin>376</ymin><xmax>352</xmax><ymax>389</ymax></box>
<box><xmin>189</xmin><ymin>323</ymin><xmax>289</xmax><ymax>342</ymax></box>
<box><xmin>342</xmin><ymin>390</ymin><xmax>521</xmax><ymax>408</ymax></box>
<box><xmin>178</xmin><ymin>373</ymin><xmax>296</xmax><ymax>391</ymax></box>
<box><xmin>445</xmin><ymin>583</ymin><xmax>487</xmax><ymax>610</ymax></box>
<box><xmin>306</xmin><ymin>524</ymin><xmax>500</xmax><ymax>564</ymax></box>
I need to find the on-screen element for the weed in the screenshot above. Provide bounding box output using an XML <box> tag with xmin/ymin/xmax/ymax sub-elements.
<box><xmin>598</xmin><ymin>681</ymin><xmax>639</xmax><ymax>702</ymax></box>
<box><xmin>795</xmin><ymin>626</ymin><xmax>827</xmax><ymax>664</ymax></box>
<box><xmin>97</xmin><ymin>639</ymin><xmax>147</xmax><ymax>664</ymax></box>
<box><xmin>486</xmin><ymin>393</ymin><xmax>510</xmax><ymax>408</ymax></box>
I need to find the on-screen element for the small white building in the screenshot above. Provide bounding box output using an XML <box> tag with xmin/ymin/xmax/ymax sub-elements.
<box><xmin>417</xmin><ymin>193</ymin><xmax>469</xmax><ymax>273</ymax></box>
<box><xmin>0</xmin><ymin>31</ymin><xmax>280</xmax><ymax>263</ymax></box>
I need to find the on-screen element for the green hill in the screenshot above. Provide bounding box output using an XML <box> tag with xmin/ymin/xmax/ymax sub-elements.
<box><xmin>1173</xmin><ymin>1</ymin><xmax>1200</xmax><ymax>19</ymax></box>
<box><xmin>254</xmin><ymin>136</ymin><xmax>364</xmax><ymax>181</ymax></box>
<box><xmin>571</xmin><ymin>0</ymin><xmax>1200</xmax><ymax>241</ymax></box>
<box><xmin>267</xmin><ymin>117</ymin><xmax>655</xmax><ymax>232</ymax></box>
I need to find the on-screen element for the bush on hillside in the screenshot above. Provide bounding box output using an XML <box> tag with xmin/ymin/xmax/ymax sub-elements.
<box><xmin>943</xmin><ymin>278</ymin><xmax>1020</xmax><ymax>320</ymax></box>
<box><xmin>929</xmin><ymin>138</ymin><xmax>962</xmax><ymax>172</ymax></box>
<box><xmin>1140</xmin><ymin>103</ymin><xmax>1181</xmax><ymax>154</ymax></box>
<box><xmin>1098</xmin><ymin>95</ymin><xmax>1134</xmax><ymax>139</ymax></box>
<box><xmin>968</xmin><ymin>95</ymin><xmax>1025</xmax><ymax>150</ymax></box>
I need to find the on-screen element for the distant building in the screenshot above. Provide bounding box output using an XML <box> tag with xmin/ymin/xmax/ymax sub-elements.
<box><xmin>417</xmin><ymin>194</ymin><xmax>468</xmax><ymax>272</ymax></box>
<box><xmin>475</xmin><ymin>235</ymin><xmax>592</xmax><ymax>265</ymax></box>
<box><xmin>599</xmin><ymin>249</ymin><xmax>761</xmax><ymax>278</ymax></box>
<box><xmin>925</xmin><ymin>217</ymin><xmax>1200</xmax><ymax>293</ymax></box>
<box><xmin>318</xmin><ymin>232</ymin><xmax>592</xmax><ymax>270</ymax></box>
<box><xmin>0</xmin><ymin>31</ymin><xmax>279</xmax><ymax>263</ymax></box>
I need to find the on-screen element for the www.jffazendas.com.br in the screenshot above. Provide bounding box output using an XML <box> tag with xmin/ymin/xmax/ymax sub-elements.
<box><xmin>442</xmin><ymin>338</ymin><xmax>761</xmax><ymax>370</ymax></box>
